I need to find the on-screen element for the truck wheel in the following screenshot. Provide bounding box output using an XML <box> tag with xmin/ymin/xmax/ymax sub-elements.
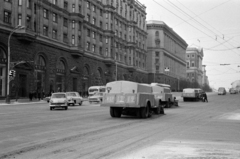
<box><xmin>160</xmin><ymin>107</ymin><xmax>165</xmax><ymax>114</ymax></box>
<box><xmin>114</xmin><ymin>108</ymin><xmax>122</xmax><ymax>118</ymax></box>
<box><xmin>110</xmin><ymin>107</ymin><xmax>115</xmax><ymax>117</ymax></box>
<box><xmin>79</xmin><ymin>101</ymin><xmax>82</xmax><ymax>106</ymax></box>
<box><xmin>140</xmin><ymin>106</ymin><xmax>149</xmax><ymax>118</ymax></box>
<box><xmin>154</xmin><ymin>105</ymin><xmax>161</xmax><ymax>114</ymax></box>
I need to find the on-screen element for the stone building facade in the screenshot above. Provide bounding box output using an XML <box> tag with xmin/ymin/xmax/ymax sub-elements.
<box><xmin>146</xmin><ymin>20</ymin><xmax>188</xmax><ymax>91</ymax></box>
<box><xmin>186</xmin><ymin>47</ymin><xmax>204</xmax><ymax>86</ymax></box>
<box><xmin>0</xmin><ymin>0</ymin><xmax>148</xmax><ymax>98</ymax></box>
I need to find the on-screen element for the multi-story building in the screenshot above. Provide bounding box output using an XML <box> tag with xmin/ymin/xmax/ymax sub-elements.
<box><xmin>146</xmin><ymin>20</ymin><xmax>188</xmax><ymax>91</ymax></box>
<box><xmin>202</xmin><ymin>65</ymin><xmax>209</xmax><ymax>86</ymax></box>
<box><xmin>186</xmin><ymin>47</ymin><xmax>204</xmax><ymax>86</ymax></box>
<box><xmin>0</xmin><ymin>0</ymin><xmax>148</xmax><ymax>99</ymax></box>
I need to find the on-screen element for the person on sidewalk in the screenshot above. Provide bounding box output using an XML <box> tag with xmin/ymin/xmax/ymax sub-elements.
<box><xmin>202</xmin><ymin>92</ymin><xmax>208</xmax><ymax>102</ymax></box>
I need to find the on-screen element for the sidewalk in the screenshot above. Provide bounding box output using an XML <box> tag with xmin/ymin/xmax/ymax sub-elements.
<box><xmin>0</xmin><ymin>97</ymin><xmax>89</xmax><ymax>106</ymax></box>
<box><xmin>0</xmin><ymin>98</ymin><xmax>46</xmax><ymax>105</ymax></box>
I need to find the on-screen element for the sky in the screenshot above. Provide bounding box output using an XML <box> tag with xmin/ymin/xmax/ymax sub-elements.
<box><xmin>138</xmin><ymin>0</ymin><xmax>240</xmax><ymax>90</ymax></box>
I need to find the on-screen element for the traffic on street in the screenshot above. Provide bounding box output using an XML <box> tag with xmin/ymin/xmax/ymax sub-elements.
<box><xmin>0</xmin><ymin>92</ymin><xmax>239</xmax><ymax>159</ymax></box>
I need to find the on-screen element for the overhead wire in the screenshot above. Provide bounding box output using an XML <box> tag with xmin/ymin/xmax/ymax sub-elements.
<box><xmin>152</xmin><ymin>0</ymin><xmax>240</xmax><ymax>57</ymax></box>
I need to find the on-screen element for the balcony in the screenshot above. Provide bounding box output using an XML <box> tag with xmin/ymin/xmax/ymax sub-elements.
<box><xmin>102</xmin><ymin>57</ymin><xmax>115</xmax><ymax>67</ymax></box>
<box><xmin>15</xmin><ymin>29</ymin><xmax>36</xmax><ymax>42</ymax></box>
<box><xmin>70</xmin><ymin>46</ymin><xmax>84</xmax><ymax>57</ymax></box>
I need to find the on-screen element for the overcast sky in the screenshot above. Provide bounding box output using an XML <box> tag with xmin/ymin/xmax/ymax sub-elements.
<box><xmin>138</xmin><ymin>0</ymin><xmax>240</xmax><ymax>90</ymax></box>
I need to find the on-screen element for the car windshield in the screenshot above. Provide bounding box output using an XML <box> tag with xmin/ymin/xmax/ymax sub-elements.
<box><xmin>52</xmin><ymin>94</ymin><xmax>66</xmax><ymax>98</ymax></box>
<box><xmin>94</xmin><ymin>92</ymin><xmax>103</xmax><ymax>96</ymax></box>
<box><xmin>67</xmin><ymin>93</ymin><xmax>76</xmax><ymax>96</ymax></box>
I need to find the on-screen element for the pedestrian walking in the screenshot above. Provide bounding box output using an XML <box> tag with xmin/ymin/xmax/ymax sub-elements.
<box><xmin>202</xmin><ymin>92</ymin><xmax>208</xmax><ymax>102</ymax></box>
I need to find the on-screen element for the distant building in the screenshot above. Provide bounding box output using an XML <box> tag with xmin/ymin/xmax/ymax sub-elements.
<box><xmin>0</xmin><ymin>0</ymin><xmax>148</xmax><ymax>99</ymax></box>
<box><xmin>202</xmin><ymin>65</ymin><xmax>209</xmax><ymax>86</ymax></box>
<box><xmin>186</xmin><ymin>47</ymin><xmax>204</xmax><ymax>86</ymax></box>
<box><xmin>146</xmin><ymin>20</ymin><xmax>188</xmax><ymax>91</ymax></box>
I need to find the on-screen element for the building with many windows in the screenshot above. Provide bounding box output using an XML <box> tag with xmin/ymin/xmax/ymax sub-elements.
<box><xmin>146</xmin><ymin>20</ymin><xmax>188</xmax><ymax>91</ymax></box>
<box><xmin>0</xmin><ymin>0</ymin><xmax>148</xmax><ymax>99</ymax></box>
<box><xmin>186</xmin><ymin>47</ymin><xmax>204</xmax><ymax>86</ymax></box>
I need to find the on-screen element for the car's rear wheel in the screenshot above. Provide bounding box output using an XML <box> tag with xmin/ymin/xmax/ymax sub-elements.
<box><xmin>79</xmin><ymin>101</ymin><xmax>82</xmax><ymax>106</ymax></box>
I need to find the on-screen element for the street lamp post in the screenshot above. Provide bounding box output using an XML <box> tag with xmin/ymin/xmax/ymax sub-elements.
<box><xmin>6</xmin><ymin>25</ymin><xmax>25</xmax><ymax>103</ymax></box>
<box><xmin>115</xmin><ymin>60</ymin><xmax>117</xmax><ymax>81</ymax></box>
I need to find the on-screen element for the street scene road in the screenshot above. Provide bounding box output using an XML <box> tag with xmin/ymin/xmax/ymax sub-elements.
<box><xmin>0</xmin><ymin>93</ymin><xmax>240</xmax><ymax>159</ymax></box>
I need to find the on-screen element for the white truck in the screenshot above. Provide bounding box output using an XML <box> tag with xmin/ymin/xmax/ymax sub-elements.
<box><xmin>150</xmin><ymin>83</ymin><xmax>176</xmax><ymax>108</ymax></box>
<box><xmin>100</xmin><ymin>81</ymin><xmax>162</xmax><ymax>118</ymax></box>
<box><xmin>182</xmin><ymin>88</ymin><xmax>202</xmax><ymax>101</ymax></box>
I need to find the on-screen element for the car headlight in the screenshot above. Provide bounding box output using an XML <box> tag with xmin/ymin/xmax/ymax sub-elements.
<box><xmin>50</xmin><ymin>100</ymin><xmax>53</xmax><ymax>104</ymax></box>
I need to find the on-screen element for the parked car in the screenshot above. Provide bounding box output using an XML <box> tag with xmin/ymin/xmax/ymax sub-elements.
<box><xmin>218</xmin><ymin>87</ymin><xmax>226</xmax><ymax>95</ymax></box>
<box><xmin>88</xmin><ymin>92</ymin><xmax>104</xmax><ymax>104</ymax></box>
<box><xmin>49</xmin><ymin>93</ymin><xmax>68</xmax><ymax>110</ymax></box>
<box><xmin>229</xmin><ymin>88</ymin><xmax>237</xmax><ymax>94</ymax></box>
<box><xmin>66</xmin><ymin>92</ymin><xmax>83</xmax><ymax>106</ymax></box>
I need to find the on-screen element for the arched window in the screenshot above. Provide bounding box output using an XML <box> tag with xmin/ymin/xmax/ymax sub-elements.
<box><xmin>155</xmin><ymin>31</ymin><xmax>159</xmax><ymax>36</ymax></box>
<box><xmin>37</xmin><ymin>55</ymin><xmax>46</xmax><ymax>66</ymax></box>
<box><xmin>0</xmin><ymin>48</ymin><xmax>6</xmax><ymax>58</ymax></box>
<box><xmin>57</xmin><ymin>60</ymin><xmax>65</xmax><ymax>70</ymax></box>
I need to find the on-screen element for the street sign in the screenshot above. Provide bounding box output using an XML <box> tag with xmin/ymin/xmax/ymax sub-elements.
<box><xmin>9</xmin><ymin>70</ymin><xmax>16</xmax><ymax>77</ymax></box>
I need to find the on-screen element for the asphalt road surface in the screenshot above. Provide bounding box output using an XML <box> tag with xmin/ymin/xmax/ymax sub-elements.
<box><xmin>0</xmin><ymin>93</ymin><xmax>240</xmax><ymax>159</ymax></box>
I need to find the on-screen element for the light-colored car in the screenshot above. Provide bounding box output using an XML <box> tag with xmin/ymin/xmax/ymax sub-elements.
<box><xmin>66</xmin><ymin>92</ymin><xmax>83</xmax><ymax>106</ymax></box>
<box><xmin>88</xmin><ymin>92</ymin><xmax>103</xmax><ymax>103</ymax></box>
<box><xmin>49</xmin><ymin>93</ymin><xmax>68</xmax><ymax>110</ymax></box>
<box><xmin>218</xmin><ymin>87</ymin><xmax>226</xmax><ymax>95</ymax></box>
<box><xmin>229</xmin><ymin>88</ymin><xmax>237</xmax><ymax>94</ymax></box>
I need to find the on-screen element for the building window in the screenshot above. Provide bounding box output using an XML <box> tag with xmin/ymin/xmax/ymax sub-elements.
<box><xmin>4</xmin><ymin>11</ymin><xmax>11</xmax><ymax>24</ymax></box>
<box><xmin>78</xmin><ymin>36</ymin><xmax>81</xmax><ymax>45</ymax></box>
<box><xmin>72</xmin><ymin>35</ymin><xmax>75</xmax><ymax>45</ymax></box>
<box><xmin>52</xmin><ymin>29</ymin><xmax>57</xmax><ymax>39</ymax></box>
<box><xmin>4</xmin><ymin>0</ymin><xmax>12</xmax><ymax>3</ymax></box>
<box><xmin>87</xmin><ymin>14</ymin><xmax>90</xmax><ymax>22</ymax></box>
<box><xmin>52</xmin><ymin>0</ymin><xmax>57</xmax><ymax>5</ymax></box>
<box><xmin>79</xmin><ymin>5</ymin><xmax>81</xmax><ymax>13</ymax></box>
<box><xmin>87</xmin><ymin>1</ymin><xmax>90</xmax><ymax>9</ymax></box>
<box><xmin>187</xmin><ymin>62</ymin><xmax>190</xmax><ymax>68</ymax></box>
<box><xmin>92</xmin><ymin>17</ymin><xmax>96</xmax><ymax>25</ymax></box>
<box><xmin>155</xmin><ymin>51</ymin><xmax>159</xmax><ymax>57</ymax></box>
<box><xmin>43</xmin><ymin>9</ymin><xmax>48</xmax><ymax>19</ymax></box>
<box><xmin>63</xmin><ymin>33</ymin><xmax>68</xmax><ymax>43</ymax></box>
<box><xmin>18</xmin><ymin>14</ymin><xmax>22</xmax><ymax>26</ymax></box>
<box><xmin>100</xmin><ymin>9</ymin><xmax>103</xmax><ymax>16</ymax></box>
<box><xmin>72</xmin><ymin>4</ymin><xmax>75</xmax><ymax>12</ymax></box>
<box><xmin>87</xmin><ymin>29</ymin><xmax>90</xmax><ymax>37</ymax></box>
<box><xmin>192</xmin><ymin>54</ymin><xmax>195</xmax><ymax>58</ymax></box>
<box><xmin>63</xmin><ymin>18</ymin><xmax>68</xmax><ymax>27</ymax></box>
<box><xmin>26</xmin><ymin>16</ymin><xmax>31</xmax><ymax>29</ymax></box>
<box><xmin>106</xmin><ymin>23</ymin><xmax>108</xmax><ymax>30</ymax></box>
<box><xmin>18</xmin><ymin>0</ymin><xmax>22</xmax><ymax>5</ymax></box>
<box><xmin>99</xmin><ymin>47</ymin><xmax>102</xmax><ymax>55</ymax></box>
<box><xmin>53</xmin><ymin>13</ymin><xmax>57</xmax><ymax>22</ymax></box>
<box><xmin>72</xmin><ymin>20</ymin><xmax>75</xmax><ymax>29</ymax></box>
<box><xmin>106</xmin><ymin>12</ymin><xmax>108</xmax><ymax>19</ymax></box>
<box><xmin>99</xmin><ymin>34</ymin><xmax>102</xmax><ymax>42</ymax></box>
<box><xmin>27</xmin><ymin>0</ymin><xmax>31</xmax><ymax>8</ymax></box>
<box><xmin>64</xmin><ymin>1</ymin><xmax>68</xmax><ymax>10</ymax></box>
<box><xmin>106</xmin><ymin>37</ymin><xmax>109</xmax><ymax>44</ymax></box>
<box><xmin>43</xmin><ymin>26</ymin><xmax>48</xmax><ymax>36</ymax></box>
<box><xmin>92</xmin><ymin>5</ymin><xmax>96</xmax><ymax>12</ymax></box>
<box><xmin>92</xmin><ymin>44</ymin><xmax>95</xmax><ymax>52</ymax></box>
<box><xmin>78</xmin><ymin>21</ymin><xmax>82</xmax><ymax>31</ymax></box>
<box><xmin>86</xmin><ymin>42</ymin><xmax>90</xmax><ymax>50</ymax></box>
<box><xmin>92</xmin><ymin>31</ymin><xmax>95</xmax><ymax>39</ymax></box>
<box><xmin>191</xmin><ymin>62</ymin><xmax>195</xmax><ymax>67</ymax></box>
<box><xmin>100</xmin><ymin>21</ymin><xmax>102</xmax><ymax>28</ymax></box>
<box><xmin>105</xmin><ymin>48</ymin><xmax>108</xmax><ymax>56</ymax></box>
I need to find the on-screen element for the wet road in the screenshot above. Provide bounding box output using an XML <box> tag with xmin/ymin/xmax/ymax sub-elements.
<box><xmin>0</xmin><ymin>93</ymin><xmax>240</xmax><ymax>159</ymax></box>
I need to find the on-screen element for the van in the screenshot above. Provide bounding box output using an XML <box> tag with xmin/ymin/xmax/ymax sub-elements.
<box><xmin>218</xmin><ymin>87</ymin><xmax>226</xmax><ymax>95</ymax></box>
<box><xmin>88</xmin><ymin>86</ymin><xmax>106</xmax><ymax>96</ymax></box>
